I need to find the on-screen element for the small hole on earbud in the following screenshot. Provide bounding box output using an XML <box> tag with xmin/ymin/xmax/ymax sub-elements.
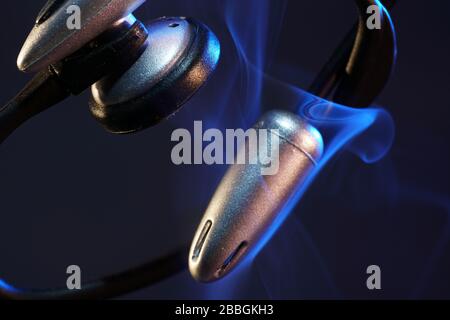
<box><xmin>192</xmin><ymin>220</ymin><xmax>212</xmax><ymax>261</ymax></box>
<box><xmin>216</xmin><ymin>241</ymin><xmax>248</xmax><ymax>277</ymax></box>
<box><xmin>169</xmin><ymin>23</ymin><xmax>180</xmax><ymax>28</ymax></box>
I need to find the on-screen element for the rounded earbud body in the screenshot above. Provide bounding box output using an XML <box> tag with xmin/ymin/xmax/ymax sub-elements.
<box><xmin>189</xmin><ymin>110</ymin><xmax>323</xmax><ymax>282</ymax></box>
<box><xmin>89</xmin><ymin>17</ymin><xmax>221</xmax><ymax>134</ymax></box>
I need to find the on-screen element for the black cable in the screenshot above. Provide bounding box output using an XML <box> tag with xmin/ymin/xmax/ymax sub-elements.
<box><xmin>309</xmin><ymin>0</ymin><xmax>397</xmax><ymax>104</ymax></box>
<box><xmin>0</xmin><ymin>70</ymin><xmax>189</xmax><ymax>299</ymax></box>
<box><xmin>0</xmin><ymin>68</ymin><xmax>69</xmax><ymax>144</ymax></box>
<box><xmin>0</xmin><ymin>246</ymin><xmax>188</xmax><ymax>300</ymax></box>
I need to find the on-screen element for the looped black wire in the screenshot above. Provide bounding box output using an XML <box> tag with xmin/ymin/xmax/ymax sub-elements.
<box><xmin>0</xmin><ymin>0</ymin><xmax>396</xmax><ymax>300</ymax></box>
<box><xmin>0</xmin><ymin>68</ymin><xmax>189</xmax><ymax>299</ymax></box>
<box><xmin>0</xmin><ymin>246</ymin><xmax>188</xmax><ymax>300</ymax></box>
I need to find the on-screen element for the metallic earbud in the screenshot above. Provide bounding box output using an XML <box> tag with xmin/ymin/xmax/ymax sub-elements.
<box><xmin>189</xmin><ymin>110</ymin><xmax>324</xmax><ymax>282</ymax></box>
<box><xmin>90</xmin><ymin>17</ymin><xmax>221</xmax><ymax>134</ymax></box>
<box><xmin>18</xmin><ymin>0</ymin><xmax>146</xmax><ymax>73</ymax></box>
<box><xmin>1</xmin><ymin>9</ymin><xmax>149</xmax><ymax>143</ymax></box>
<box><xmin>2</xmin><ymin>1</ymin><xmax>220</xmax><ymax>142</ymax></box>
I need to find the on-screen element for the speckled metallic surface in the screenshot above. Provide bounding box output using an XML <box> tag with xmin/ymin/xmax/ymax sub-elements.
<box><xmin>17</xmin><ymin>0</ymin><xmax>146</xmax><ymax>72</ymax></box>
<box><xmin>91</xmin><ymin>17</ymin><xmax>194</xmax><ymax>106</ymax></box>
<box><xmin>189</xmin><ymin>110</ymin><xmax>324</xmax><ymax>282</ymax></box>
<box><xmin>89</xmin><ymin>17</ymin><xmax>221</xmax><ymax>134</ymax></box>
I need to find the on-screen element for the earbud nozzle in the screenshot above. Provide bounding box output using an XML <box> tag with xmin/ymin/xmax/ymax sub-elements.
<box><xmin>17</xmin><ymin>0</ymin><xmax>146</xmax><ymax>73</ymax></box>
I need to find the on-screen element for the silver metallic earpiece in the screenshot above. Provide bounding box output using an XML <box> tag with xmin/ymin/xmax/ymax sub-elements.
<box><xmin>14</xmin><ymin>0</ymin><xmax>220</xmax><ymax>135</ymax></box>
<box><xmin>189</xmin><ymin>110</ymin><xmax>324</xmax><ymax>282</ymax></box>
<box><xmin>89</xmin><ymin>17</ymin><xmax>221</xmax><ymax>133</ymax></box>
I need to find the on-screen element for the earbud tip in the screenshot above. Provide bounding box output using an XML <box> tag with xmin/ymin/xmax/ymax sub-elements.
<box><xmin>17</xmin><ymin>0</ymin><xmax>146</xmax><ymax>73</ymax></box>
<box><xmin>89</xmin><ymin>17</ymin><xmax>221</xmax><ymax>134</ymax></box>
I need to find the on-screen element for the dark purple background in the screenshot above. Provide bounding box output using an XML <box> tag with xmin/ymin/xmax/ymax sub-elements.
<box><xmin>0</xmin><ymin>0</ymin><xmax>449</xmax><ymax>299</ymax></box>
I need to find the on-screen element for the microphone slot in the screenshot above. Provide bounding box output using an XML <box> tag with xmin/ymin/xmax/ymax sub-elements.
<box><xmin>192</xmin><ymin>220</ymin><xmax>212</xmax><ymax>261</ymax></box>
<box><xmin>216</xmin><ymin>241</ymin><xmax>248</xmax><ymax>277</ymax></box>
